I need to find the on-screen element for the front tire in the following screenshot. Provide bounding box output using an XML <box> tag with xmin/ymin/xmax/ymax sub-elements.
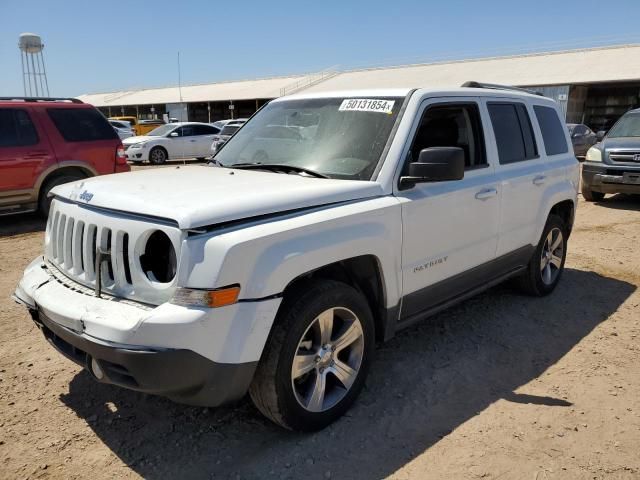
<box><xmin>249</xmin><ymin>280</ymin><xmax>374</xmax><ymax>431</ymax></box>
<box><xmin>517</xmin><ymin>214</ymin><xmax>567</xmax><ymax>296</ymax></box>
<box><xmin>149</xmin><ymin>147</ymin><xmax>168</xmax><ymax>165</ymax></box>
<box><xmin>38</xmin><ymin>174</ymin><xmax>85</xmax><ymax>217</ymax></box>
<box><xmin>582</xmin><ymin>187</ymin><xmax>605</xmax><ymax>202</ymax></box>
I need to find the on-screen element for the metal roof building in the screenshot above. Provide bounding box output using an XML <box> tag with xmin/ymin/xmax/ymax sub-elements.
<box><xmin>79</xmin><ymin>44</ymin><xmax>640</xmax><ymax>130</ymax></box>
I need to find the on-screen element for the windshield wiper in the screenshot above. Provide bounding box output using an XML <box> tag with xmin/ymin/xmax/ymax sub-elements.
<box><xmin>230</xmin><ymin>163</ymin><xmax>329</xmax><ymax>179</ymax></box>
<box><xmin>207</xmin><ymin>158</ymin><xmax>224</xmax><ymax>167</ymax></box>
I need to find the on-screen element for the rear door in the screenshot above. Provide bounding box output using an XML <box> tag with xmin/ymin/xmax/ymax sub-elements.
<box><xmin>44</xmin><ymin>106</ymin><xmax>120</xmax><ymax>174</ymax></box>
<box><xmin>191</xmin><ymin>124</ymin><xmax>220</xmax><ymax>157</ymax></box>
<box><xmin>485</xmin><ymin>99</ymin><xmax>549</xmax><ymax>256</ymax></box>
<box><xmin>0</xmin><ymin>107</ymin><xmax>53</xmax><ymax>201</ymax></box>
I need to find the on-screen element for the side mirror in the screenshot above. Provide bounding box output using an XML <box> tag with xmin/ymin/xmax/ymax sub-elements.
<box><xmin>400</xmin><ymin>147</ymin><xmax>465</xmax><ymax>189</ymax></box>
<box><xmin>169</xmin><ymin>132</ymin><xmax>179</xmax><ymax>138</ymax></box>
<box><xmin>596</xmin><ymin>130</ymin><xmax>606</xmax><ymax>141</ymax></box>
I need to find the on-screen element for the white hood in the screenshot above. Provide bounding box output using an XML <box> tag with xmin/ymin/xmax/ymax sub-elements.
<box><xmin>51</xmin><ymin>166</ymin><xmax>383</xmax><ymax>229</ymax></box>
<box><xmin>122</xmin><ymin>135</ymin><xmax>156</xmax><ymax>145</ymax></box>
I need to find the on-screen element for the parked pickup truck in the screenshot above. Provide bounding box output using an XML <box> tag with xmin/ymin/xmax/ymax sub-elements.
<box><xmin>14</xmin><ymin>83</ymin><xmax>579</xmax><ymax>431</ymax></box>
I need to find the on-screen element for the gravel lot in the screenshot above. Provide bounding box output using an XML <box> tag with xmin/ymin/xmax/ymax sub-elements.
<box><xmin>1</xmin><ymin>166</ymin><xmax>639</xmax><ymax>479</ymax></box>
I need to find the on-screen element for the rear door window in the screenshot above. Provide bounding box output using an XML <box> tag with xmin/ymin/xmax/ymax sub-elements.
<box><xmin>533</xmin><ymin>105</ymin><xmax>569</xmax><ymax>155</ymax></box>
<box><xmin>488</xmin><ymin>103</ymin><xmax>538</xmax><ymax>164</ymax></box>
<box><xmin>0</xmin><ymin>109</ymin><xmax>39</xmax><ymax>147</ymax></box>
<box><xmin>48</xmin><ymin>108</ymin><xmax>118</xmax><ymax>142</ymax></box>
<box><xmin>192</xmin><ymin>124</ymin><xmax>220</xmax><ymax>135</ymax></box>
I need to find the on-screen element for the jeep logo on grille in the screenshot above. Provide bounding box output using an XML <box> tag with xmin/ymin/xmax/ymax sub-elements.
<box><xmin>634</xmin><ymin>154</ymin><xmax>640</xmax><ymax>162</ymax></box>
<box><xmin>79</xmin><ymin>190</ymin><xmax>94</xmax><ymax>202</ymax></box>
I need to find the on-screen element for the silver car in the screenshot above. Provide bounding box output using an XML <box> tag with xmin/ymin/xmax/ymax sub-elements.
<box><xmin>567</xmin><ymin>123</ymin><xmax>597</xmax><ymax>158</ymax></box>
<box><xmin>210</xmin><ymin>120</ymin><xmax>247</xmax><ymax>154</ymax></box>
<box><xmin>109</xmin><ymin>120</ymin><xmax>134</xmax><ymax>140</ymax></box>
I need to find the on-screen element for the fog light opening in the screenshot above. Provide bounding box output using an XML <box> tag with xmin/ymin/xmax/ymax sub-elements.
<box><xmin>91</xmin><ymin>357</ymin><xmax>105</xmax><ymax>380</ymax></box>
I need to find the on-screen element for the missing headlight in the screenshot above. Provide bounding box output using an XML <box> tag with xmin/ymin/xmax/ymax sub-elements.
<box><xmin>140</xmin><ymin>230</ymin><xmax>176</xmax><ymax>283</ymax></box>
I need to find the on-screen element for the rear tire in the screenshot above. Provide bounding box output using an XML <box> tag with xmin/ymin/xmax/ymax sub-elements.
<box><xmin>517</xmin><ymin>214</ymin><xmax>567</xmax><ymax>296</ymax></box>
<box><xmin>38</xmin><ymin>174</ymin><xmax>85</xmax><ymax>217</ymax></box>
<box><xmin>149</xmin><ymin>147</ymin><xmax>168</xmax><ymax>165</ymax></box>
<box><xmin>249</xmin><ymin>280</ymin><xmax>374</xmax><ymax>431</ymax></box>
<box><xmin>582</xmin><ymin>187</ymin><xmax>605</xmax><ymax>202</ymax></box>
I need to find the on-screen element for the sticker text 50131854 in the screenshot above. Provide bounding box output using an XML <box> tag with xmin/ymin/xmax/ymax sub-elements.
<box><xmin>339</xmin><ymin>99</ymin><xmax>395</xmax><ymax>114</ymax></box>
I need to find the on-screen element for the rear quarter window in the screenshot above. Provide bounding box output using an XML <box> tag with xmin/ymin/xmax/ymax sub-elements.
<box><xmin>0</xmin><ymin>109</ymin><xmax>39</xmax><ymax>147</ymax></box>
<box><xmin>49</xmin><ymin>108</ymin><xmax>118</xmax><ymax>142</ymax></box>
<box><xmin>533</xmin><ymin>105</ymin><xmax>569</xmax><ymax>156</ymax></box>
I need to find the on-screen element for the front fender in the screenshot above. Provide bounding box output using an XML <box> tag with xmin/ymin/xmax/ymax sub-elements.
<box><xmin>183</xmin><ymin>197</ymin><xmax>403</xmax><ymax>309</ymax></box>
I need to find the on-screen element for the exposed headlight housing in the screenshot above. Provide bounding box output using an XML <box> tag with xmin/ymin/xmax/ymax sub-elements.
<box><xmin>129</xmin><ymin>142</ymin><xmax>146</xmax><ymax>149</ymax></box>
<box><xmin>586</xmin><ymin>147</ymin><xmax>602</xmax><ymax>162</ymax></box>
<box><xmin>140</xmin><ymin>230</ymin><xmax>176</xmax><ymax>283</ymax></box>
<box><xmin>171</xmin><ymin>285</ymin><xmax>241</xmax><ymax>308</ymax></box>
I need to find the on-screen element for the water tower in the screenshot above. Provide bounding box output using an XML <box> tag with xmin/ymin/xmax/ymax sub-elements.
<box><xmin>18</xmin><ymin>33</ymin><xmax>50</xmax><ymax>97</ymax></box>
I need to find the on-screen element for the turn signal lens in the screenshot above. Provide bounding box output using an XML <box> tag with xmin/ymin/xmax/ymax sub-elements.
<box><xmin>171</xmin><ymin>285</ymin><xmax>241</xmax><ymax>308</ymax></box>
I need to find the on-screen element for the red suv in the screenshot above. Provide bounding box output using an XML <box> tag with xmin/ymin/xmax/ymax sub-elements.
<box><xmin>0</xmin><ymin>97</ymin><xmax>130</xmax><ymax>216</ymax></box>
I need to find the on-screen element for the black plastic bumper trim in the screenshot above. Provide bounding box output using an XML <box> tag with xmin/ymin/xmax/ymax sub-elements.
<box><xmin>582</xmin><ymin>165</ymin><xmax>640</xmax><ymax>194</ymax></box>
<box><xmin>31</xmin><ymin>310</ymin><xmax>257</xmax><ymax>407</ymax></box>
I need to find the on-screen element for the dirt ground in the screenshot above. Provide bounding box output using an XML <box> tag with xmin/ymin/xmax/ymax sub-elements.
<box><xmin>0</xmin><ymin>171</ymin><xmax>639</xmax><ymax>479</ymax></box>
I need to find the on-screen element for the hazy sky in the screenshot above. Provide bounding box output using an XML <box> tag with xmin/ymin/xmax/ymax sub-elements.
<box><xmin>1</xmin><ymin>0</ymin><xmax>640</xmax><ymax>97</ymax></box>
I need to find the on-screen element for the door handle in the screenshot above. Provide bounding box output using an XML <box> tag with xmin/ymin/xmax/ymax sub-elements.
<box><xmin>475</xmin><ymin>188</ymin><xmax>498</xmax><ymax>200</ymax></box>
<box><xmin>533</xmin><ymin>175</ymin><xmax>546</xmax><ymax>186</ymax></box>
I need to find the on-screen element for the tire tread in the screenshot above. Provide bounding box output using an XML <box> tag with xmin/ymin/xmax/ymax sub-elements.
<box><xmin>249</xmin><ymin>279</ymin><xmax>370</xmax><ymax>430</ymax></box>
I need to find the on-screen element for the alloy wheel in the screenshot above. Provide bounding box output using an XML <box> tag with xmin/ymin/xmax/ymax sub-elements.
<box><xmin>291</xmin><ymin>307</ymin><xmax>364</xmax><ymax>412</ymax></box>
<box><xmin>151</xmin><ymin>149</ymin><xmax>166</xmax><ymax>163</ymax></box>
<box><xmin>540</xmin><ymin>227</ymin><xmax>564</xmax><ymax>285</ymax></box>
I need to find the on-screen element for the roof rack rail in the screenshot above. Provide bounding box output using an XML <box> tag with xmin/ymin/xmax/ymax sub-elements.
<box><xmin>461</xmin><ymin>81</ymin><xmax>543</xmax><ymax>96</ymax></box>
<box><xmin>0</xmin><ymin>96</ymin><xmax>83</xmax><ymax>104</ymax></box>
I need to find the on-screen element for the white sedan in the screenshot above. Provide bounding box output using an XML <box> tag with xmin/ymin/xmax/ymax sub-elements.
<box><xmin>123</xmin><ymin>122</ymin><xmax>221</xmax><ymax>164</ymax></box>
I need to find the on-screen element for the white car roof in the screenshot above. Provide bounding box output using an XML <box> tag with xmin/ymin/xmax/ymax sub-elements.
<box><xmin>170</xmin><ymin>122</ymin><xmax>219</xmax><ymax>127</ymax></box>
<box><xmin>277</xmin><ymin>87</ymin><xmax>554</xmax><ymax>103</ymax></box>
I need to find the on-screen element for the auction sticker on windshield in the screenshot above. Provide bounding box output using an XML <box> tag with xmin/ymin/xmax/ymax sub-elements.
<box><xmin>339</xmin><ymin>99</ymin><xmax>395</xmax><ymax>114</ymax></box>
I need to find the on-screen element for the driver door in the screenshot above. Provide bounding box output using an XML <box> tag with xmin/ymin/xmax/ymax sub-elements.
<box><xmin>397</xmin><ymin>98</ymin><xmax>500</xmax><ymax>321</ymax></box>
<box><xmin>168</xmin><ymin>125</ymin><xmax>194</xmax><ymax>158</ymax></box>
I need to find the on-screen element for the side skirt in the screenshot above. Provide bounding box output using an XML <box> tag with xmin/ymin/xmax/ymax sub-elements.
<box><xmin>394</xmin><ymin>245</ymin><xmax>534</xmax><ymax>333</ymax></box>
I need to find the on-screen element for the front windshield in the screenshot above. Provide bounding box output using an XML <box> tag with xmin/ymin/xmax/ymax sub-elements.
<box><xmin>146</xmin><ymin>124</ymin><xmax>176</xmax><ymax>136</ymax></box>
<box><xmin>607</xmin><ymin>113</ymin><xmax>640</xmax><ymax>138</ymax></box>
<box><xmin>214</xmin><ymin>97</ymin><xmax>404</xmax><ymax>180</ymax></box>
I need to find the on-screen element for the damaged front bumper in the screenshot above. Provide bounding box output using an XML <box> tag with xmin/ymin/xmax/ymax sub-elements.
<box><xmin>13</xmin><ymin>257</ymin><xmax>281</xmax><ymax>406</ymax></box>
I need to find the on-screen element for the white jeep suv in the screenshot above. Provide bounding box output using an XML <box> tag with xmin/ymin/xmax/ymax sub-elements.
<box><xmin>14</xmin><ymin>84</ymin><xmax>579</xmax><ymax>431</ymax></box>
